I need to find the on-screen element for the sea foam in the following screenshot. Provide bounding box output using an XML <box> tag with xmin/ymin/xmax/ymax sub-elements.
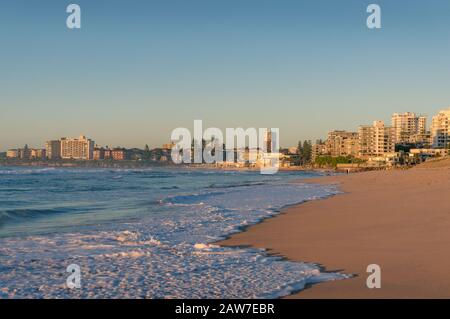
<box><xmin>0</xmin><ymin>167</ymin><xmax>349</xmax><ymax>299</ymax></box>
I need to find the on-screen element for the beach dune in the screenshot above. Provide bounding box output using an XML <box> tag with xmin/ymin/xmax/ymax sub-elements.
<box><xmin>219</xmin><ymin>165</ymin><xmax>450</xmax><ymax>298</ymax></box>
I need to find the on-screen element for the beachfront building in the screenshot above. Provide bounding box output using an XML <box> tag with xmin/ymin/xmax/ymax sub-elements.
<box><xmin>311</xmin><ymin>143</ymin><xmax>327</xmax><ymax>162</ymax></box>
<box><xmin>264</xmin><ymin>131</ymin><xmax>273</xmax><ymax>153</ymax></box>
<box><xmin>93</xmin><ymin>147</ymin><xmax>105</xmax><ymax>160</ymax></box>
<box><xmin>95</xmin><ymin>147</ymin><xmax>129</xmax><ymax>161</ymax></box>
<box><xmin>111</xmin><ymin>148</ymin><xmax>129</xmax><ymax>161</ymax></box>
<box><xmin>391</xmin><ymin>112</ymin><xmax>428</xmax><ymax>144</ymax></box>
<box><xmin>18</xmin><ymin>145</ymin><xmax>32</xmax><ymax>159</ymax></box>
<box><xmin>410</xmin><ymin>148</ymin><xmax>448</xmax><ymax>157</ymax></box>
<box><xmin>431</xmin><ymin>108</ymin><xmax>450</xmax><ymax>149</ymax></box>
<box><xmin>31</xmin><ymin>149</ymin><xmax>46</xmax><ymax>159</ymax></box>
<box><xmin>325</xmin><ymin>130</ymin><xmax>359</xmax><ymax>157</ymax></box>
<box><xmin>7</xmin><ymin>146</ymin><xmax>42</xmax><ymax>160</ymax></box>
<box><xmin>358</xmin><ymin>121</ymin><xmax>395</xmax><ymax>158</ymax></box>
<box><xmin>60</xmin><ymin>135</ymin><xmax>95</xmax><ymax>160</ymax></box>
<box><xmin>45</xmin><ymin>140</ymin><xmax>61</xmax><ymax>159</ymax></box>
<box><xmin>6</xmin><ymin>149</ymin><xmax>19</xmax><ymax>158</ymax></box>
<box><xmin>7</xmin><ymin>147</ymin><xmax>32</xmax><ymax>159</ymax></box>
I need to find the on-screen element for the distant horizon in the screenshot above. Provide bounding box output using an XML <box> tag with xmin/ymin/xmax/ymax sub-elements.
<box><xmin>1</xmin><ymin>106</ymin><xmax>447</xmax><ymax>153</ymax></box>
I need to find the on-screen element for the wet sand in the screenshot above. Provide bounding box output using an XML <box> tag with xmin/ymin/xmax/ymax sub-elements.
<box><xmin>219</xmin><ymin>166</ymin><xmax>450</xmax><ymax>298</ymax></box>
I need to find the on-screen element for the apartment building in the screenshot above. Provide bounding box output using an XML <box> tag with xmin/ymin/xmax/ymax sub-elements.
<box><xmin>60</xmin><ymin>135</ymin><xmax>95</xmax><ymax>160</ymax></box>
<box><xmin>31</xmin><ymin>149</ymin><xmax>46</xmax><ymax>159</ymax></box>
<box><xmin>431</xmin><ymin>107</ymin><xmax>450</xmax><ymax>148</ymax></box>
<box><xmin>311</xmin><ymin>143</ymin><xmax>327</xmax><ymax>162</ymax></box>
<box><xmin>6</xmin><ymin>149</ymin><xmax>19</xmax><ymax>158</ymax></box>
<box><xmin>45</xmin><ymin>140</ymin><xmax>62</xmax><ymax>159</ymax></box>
<box><xmin>264</xmin><ymin>130</ymin><xmax>274</xmax><ymax>153</ymax></box>
<box><xmin>111</xmin><ymin>148</ymin><xmax>129</xmax><ymax>161</ymax></box>
<box><xmin>358</xmin><ymin>121</ymin><xmax>395</xmax><ymax>158</ymax></box>
<box><xmin>391</xmin><ymin>112</ymin><xmax>427</xmax><ymax>144</ymax></box>
<box><xmin>93</xmin><ymin>147</ymin><xmax>105</xmax><ymax>160</ymax></box>
<box><xmin>325</xmin><ymin>130</ymin><xmax>359</xmax><ymax>157</ymax></box>
<box><xmin>6</xmin><ymin>146</ymin><xmax>38</xmax><ymax>160</ymax></box>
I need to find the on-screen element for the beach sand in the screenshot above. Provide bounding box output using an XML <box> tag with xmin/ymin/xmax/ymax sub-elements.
<box><xmin>219</xmin><ymin>165</ymin><xmax>450</xmax><ymax>298</ymax></box>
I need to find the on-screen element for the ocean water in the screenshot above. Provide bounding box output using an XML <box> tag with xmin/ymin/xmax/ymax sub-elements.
<box><xmin>0</xmin><ymin>166</ymin><xmax>348</xmax><ymax>298</ymax></box>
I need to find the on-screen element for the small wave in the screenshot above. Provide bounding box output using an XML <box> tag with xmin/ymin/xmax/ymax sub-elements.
<box><xmin>0</xmin><ymin>207</ymin><xmax>85</xmax><ymax>225</ymax></box>
<box><xmin>160</xmin><ymin>186</ymin><xmax>179</xmax><ymax>190</ymax></box>
<box><xmin>162</xmin><ymin>191</ymin><xmax>227</xmax><ymax>206</ymax></box>
<box><xmin>0</xmin><ymin>168</ymin><xmax>56</xmax><ymax>175</ymax></box>
<box><xmin>207</xmin><ymin>181</ymin><xmax>268</xmax><ymax>189</ymax></box>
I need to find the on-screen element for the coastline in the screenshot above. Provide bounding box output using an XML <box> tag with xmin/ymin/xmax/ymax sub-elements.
<box><xmin>0</xmin><ymin>160</ymin><xmax>337</xmax><ymax>173</ymax></box>
<box><xmin>218</xmin><ymin>165</ymin><xmax>450</xmax><ymax>298</ymax></box>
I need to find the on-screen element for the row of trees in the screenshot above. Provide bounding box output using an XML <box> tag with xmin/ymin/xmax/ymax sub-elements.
<box><xmin>293</xmin><ymin>140</ymin><xmax>315</xmax><ymax>165</ymax></box>
<box><xmin>314</xmin><ymin>155</ymin><xmax>365</xmax><ymax>168</ymax></box>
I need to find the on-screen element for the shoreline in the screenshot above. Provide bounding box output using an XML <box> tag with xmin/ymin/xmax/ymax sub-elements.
<box><xmin>0</xmin><ymin>161</ymin><xmax>337</xmax><ymax>173</ymax></box>
<box><xmin>218</xmin><ymin>166</ymin><xmax>450</xmax><ymax>298</ymax></box>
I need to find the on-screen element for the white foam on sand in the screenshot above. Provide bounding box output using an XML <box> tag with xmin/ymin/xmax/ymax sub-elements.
<box><xmin>0</xmin><ymin>181</ymin><xmax>350</xmax><ymax>299</ymax></box>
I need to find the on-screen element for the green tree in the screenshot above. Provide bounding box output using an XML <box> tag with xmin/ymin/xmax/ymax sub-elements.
<box><xmin>143</xmin><ymin>144</ymin><xmax>151</xmax><ymax>161</ymax></box>
<box><xmin>302</xmin><ymin>140</ymin><xmax>312</xmax><ymax>163</ymax></box>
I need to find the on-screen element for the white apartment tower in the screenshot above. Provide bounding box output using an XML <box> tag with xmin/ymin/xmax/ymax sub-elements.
<box><xmin>431</xmin><ymin>108</ymin><xmax>450</xmax><ymax>149</ymax></box>
<box><xmin>60</xmin><ymin>135</ymin><xmax>95</xmax><ymax>160</ymax></box>
<box><xmin>358</xmin><ymin>121</ymin><xmax>395</xmax><ymax>158</ymax></box>
<box><xmin>391</xmin><ymin>112</ymin><xmax>427</xmax><ymax>144</ymax></box>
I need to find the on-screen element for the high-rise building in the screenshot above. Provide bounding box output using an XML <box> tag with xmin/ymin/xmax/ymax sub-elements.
<box><xmin>45</xmin><ymin>140</ymin><xmax>62</xmax><ymax>159</ymax></box>
<box><xmin>18</xmin><ymin>145</ymin><xmax>32</xmax><ymax>160</ymax></box>
<box><xmin>391</xmin><ymin>112</ymin><xmax>427</xmax><ymax>144</ymax></box>
<box><xmin>60</xmin><ymin>135</ymin><xmax>95</xmax><ymax>160</ymax></box>
<box><xmin>264</xmin><ymin>130</ymin><xmax>273</xmax><ymax>153</ymax></box>
<box><xmin>358</xmin><ymin>121</ymin><xmax>395</xmax><ymax>158</ymax></box>
<box><xmin>325</xmin><ymin>131</ymin><xmax>359</xmax><ymax>157</ymax></box>
<box><xmin>431</xmin><ymin>108</ymin><xmax>450</xmax><ymax>149</ymax></box>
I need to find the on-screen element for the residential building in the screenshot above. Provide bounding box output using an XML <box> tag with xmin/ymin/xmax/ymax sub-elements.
<box><xmin>358</xmin><ymin>121</ymin><xmax>395</xmax><ymax>158</ymax></box>
<box><xmin>104</xmin><ymin>149</ymin><xmax>112</xmax><ymax>160</ymax></box>
<box><xmin>6</xmin><ymin>149</ymin><xmax>19</xmax><ymax>158</ymax></box>
<box><xmin>391</xmin><ymin>112</ymin><xmax>427</xmax><ymax>144</ymax></box>
<box><xmin>45</xmin><ymin>140</ymin><xmax>61</xmax><ymax>159</ymax></box>
<box><xmin>31</xmin><ymin>149</ymin><xmax>46</xmax><ymax>159</ymax></box>
<box><xmin>111</xmin><ymin>148</ymin><xmax>129</xmax><ymax>161</ymax></box>
<box><xmin>60</xmin><ymin>135</ymin><xmax>95</xmax><ymax>160</ymax></box>
<box><xmin>410</xmin><ymin>148</ymin><xmax>448</xmax><ymax>157</ymax></box>
<box><xmin>18</xmin><ymin>145</ymin><xmax>32</xmax><ymax>160</ymax></box>
<box><xmin>311</xmin><ymin>143</ymin><xmax>327</xmax><ymax>162</ymax></box>
<box><xmin>325</xmin><ymin>130</ymin><xmax>359</xmax><ymax>157</ymax></box>
<box><xmin>431</xmin><ymin>108</ymin><xmax>450</xmax><ymax>149</ymax></box>
<box><xmin>264</xmin><ymin>130</ymin><xmax>273</xmax><ymax>153</ymax></box>
<box><xmin>93</xmin><ymin>148</ymin><xmax>105</xmax><ymax>160</ymax></box>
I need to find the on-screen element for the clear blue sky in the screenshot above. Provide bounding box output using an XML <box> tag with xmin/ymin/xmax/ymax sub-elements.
<box><xmin>1</xmin><ymin>0</ymin><xmax>450</xmax><ymax>150</ymax></box>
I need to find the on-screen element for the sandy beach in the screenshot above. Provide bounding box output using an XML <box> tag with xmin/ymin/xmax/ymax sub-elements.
<box><xmin>219</xmin><ymin>161</ymin><xmax>450</xmax><ymax>298</ymax></box>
